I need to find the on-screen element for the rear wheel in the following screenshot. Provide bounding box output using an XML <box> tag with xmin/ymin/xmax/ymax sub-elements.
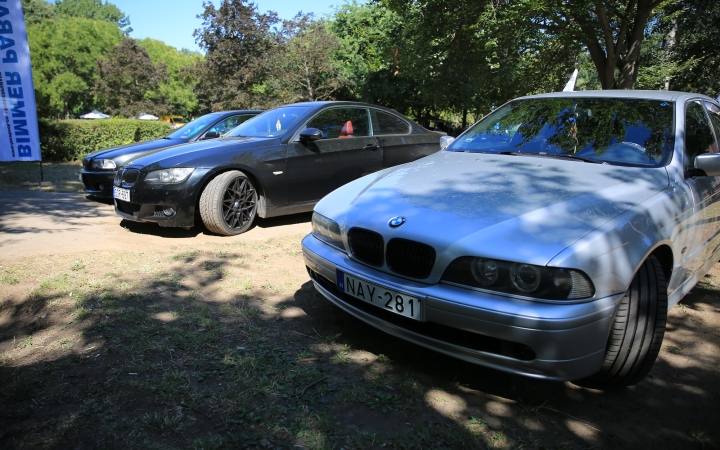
<box><xmin>199</xmin><ymin>170</ymin><xmax>257</xmax><ymax>236</ymax></box>
<box><xmin>590</xmin><ymin>255</ymin><xmax>667</xmax><ymax>386</ymax></box>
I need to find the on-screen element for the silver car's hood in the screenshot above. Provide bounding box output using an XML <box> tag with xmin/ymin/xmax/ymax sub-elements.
<box><xmin>317</xmin><ymin>151</ymin><xmax>669</xmax><ymax>270</ymax></box>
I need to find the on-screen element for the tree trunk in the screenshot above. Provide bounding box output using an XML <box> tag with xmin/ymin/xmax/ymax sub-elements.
<box><xmin>462</xmin><ymin>107</ymin><xmax>468</xmax><ymax>130</ymax></box>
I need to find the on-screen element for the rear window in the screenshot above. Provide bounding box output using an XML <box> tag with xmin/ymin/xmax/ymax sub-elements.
<box><xmin>447</xmin><ymin>97</ymin><xmax>675</xmax><ymax>167</ymax></box>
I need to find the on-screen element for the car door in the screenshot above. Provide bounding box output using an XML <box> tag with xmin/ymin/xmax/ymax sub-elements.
<box><xmin>680</xmin><ymin>100</ymin><xmax>720</xmax><ymax>276</ymax></box>
<box><xmin>370</xmin><ymin>108</ymin><xmax>439</xmax><ymax>168</ymax></box>
<box><xmin>285</xmin><ymin>107</ymin><xmax>382</xmax><ymax>204</ymax></box>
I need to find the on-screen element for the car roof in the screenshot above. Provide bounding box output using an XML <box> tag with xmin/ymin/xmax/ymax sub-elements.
<box><xmin>518</xmin><ymin>90</ymin><xmax>717</xmax><ymax>103</ymax></box>
<box><xmin>284</xmin><ymin>101</ymin><xmax>404</xmax><ymax>113</ymax></box>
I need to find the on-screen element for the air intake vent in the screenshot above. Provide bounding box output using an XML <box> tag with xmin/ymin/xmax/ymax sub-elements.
<box><xmin>347</xmin><ymin>228</ymin><xmax>384</xmax><ymax>267</ymax></box>
<box><xmin>116</xmin><ymin>168</ymin><xmax>140</xmax><ymax>188</ymax></box>
<box><xmin>386</xmin><ymin>238</ymin><xmax>436</xmax><ymax>279</ymax></box>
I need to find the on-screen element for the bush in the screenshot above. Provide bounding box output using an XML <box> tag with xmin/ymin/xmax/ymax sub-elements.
<box><xmin>38</xmin><ymin>119</ymin><xmax>172</xmax><ymax>161</ymax></box>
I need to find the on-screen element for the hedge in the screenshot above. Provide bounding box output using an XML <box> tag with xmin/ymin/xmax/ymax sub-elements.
<box><xmin>38</xmin><ymin>119</ymin><xmax>173</xmax><ymax>161</ymax></box>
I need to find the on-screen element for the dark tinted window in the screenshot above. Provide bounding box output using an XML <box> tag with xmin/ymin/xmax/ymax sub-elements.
<box><xmin>447</xmin><ymin>97</ymin><xmax>675</xmax><ymax>167</ymax></box>
<box><xmin>371</xmin><ymin>110</ymin><xmax>410</xmax><ymax>135</ymax></box>
<box><xmin>704</xmin><ymin>102</ymin><xmax>720</xmax><ymax>145</ymax></box>
<box><xmin>685</xmin><ymin>101</ymin><xmax>718</xmax><ymax>168</ymax></box>
<box><xmin>306</xmin><ymin>108</ymin><xmax>370</xmax><ymax>139</ymax></box>
<box><xmin>167</xmin><ymin>113</ymin><xmax>223</xmax><ymax>139</ymax></box>
<box><xmin>208</xmin><ymin>114</ymin><xmax>257</xmax><ymax>135</ymax></box>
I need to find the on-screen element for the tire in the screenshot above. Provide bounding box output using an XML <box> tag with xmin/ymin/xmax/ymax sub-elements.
<box><xmin>199</xmin><ymin>170</ymin><xmax>258</xmax><ymax>236</ymax></box>
<box><xmin>590</xmin><ymin>255</ymin><xmax>668</xmax><ymax>386</ymax></box>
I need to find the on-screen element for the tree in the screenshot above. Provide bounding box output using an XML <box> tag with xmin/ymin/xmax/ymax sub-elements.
<box><xmin>21</xmin><ymin>0</ymin><xmax>57</xmax><ymax>24</ymax></box>
<box><xmin>270</xmin><ymin>15</ymin><xmax>350</xmax><ymax>103</ymax></box>
<box><xmin>140</xmin><ymin>38</ymin><xmax>204</xmax><ymax>117</ymax></box>
<box><xmin>93</xmin><ymin>38</ymin><xmax>170</xmax><ymax>117</ymax></box>
<box><xmin>192</xmin><ymin>0</ymin><xmax>279</xmax><ymax>111</ymax></box>
<box><xmin>55</xmin><ymin>0</ymin><xmax>131</xmax><ymax>33</ymax></box>
<box><xmin>27</xmin><ymin>16</ymin><xmax>123</xmax><ymax>118</ymax></box>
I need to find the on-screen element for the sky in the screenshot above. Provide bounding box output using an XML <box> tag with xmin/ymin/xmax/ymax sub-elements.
<box><xmin>107</xmin><ymin>0</ymin><xmax>344</xmax><ymax>53</ymax></box>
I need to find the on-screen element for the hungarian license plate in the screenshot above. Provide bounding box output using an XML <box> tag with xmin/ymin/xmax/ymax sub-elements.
<box><xmin>113</xmin><ymin>186</ymin><xmax>131</xmax><ymax>202</ymax></box>
<box><xmin>336</xmin><ymin>270</ymin><xmax>422</xmax><ymax>320</ymax></box>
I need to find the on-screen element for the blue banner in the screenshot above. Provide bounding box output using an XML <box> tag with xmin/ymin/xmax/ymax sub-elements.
<box><xmin>0</xmin><ymin>0</ymin><xmax>41</xmax><ymax>162</ymax></box>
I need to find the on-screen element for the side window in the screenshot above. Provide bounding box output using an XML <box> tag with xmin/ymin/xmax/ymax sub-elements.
<box><xmin>704</xmin><ymin>102</ymin><xmax>720</xmax><ymax>146</ymax></box>
<box><xmin>685</xmin><ymin>101</ymin><xmax>717</xmax><ymax>168</ymax></box>
<box><xmin>306</xmin><ymin>108</ymin><xmax>370</xmax><ymax>139</ymax></box>
<box><xmin>209</xmin><ymin>114</ymin><xmax>256</xmax><ymax>135</ymax></box>
<box><xmin>371</xmin><ymin>109</ymin><xmax>410</xmax><ymax>135</ymax></box>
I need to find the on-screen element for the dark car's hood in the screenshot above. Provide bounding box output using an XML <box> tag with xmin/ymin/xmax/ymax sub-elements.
<box><xmin>124</xmin><ymin>136</ymin><xmax>279</xmax><ymax>170</ymax></box>
<box><xmin>85</xmin><ymin>138</ymin><xmax>186</xmax><ymax>162</ymax></box>
<box><xmin>316</xmin><ymin>152</ymin><xmax>670</xmax><ymax>268</ymax></box>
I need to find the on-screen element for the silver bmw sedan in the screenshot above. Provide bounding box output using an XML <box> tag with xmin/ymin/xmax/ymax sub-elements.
<box><xmin>302</xmin><ymin>90</ymin><xmax>720</xmax><ymax>386</ymax></box>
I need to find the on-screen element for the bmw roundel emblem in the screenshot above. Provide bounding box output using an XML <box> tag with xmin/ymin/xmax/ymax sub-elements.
<box><xmin>388</xmin><ymin>216</ymin><xmax>406</xmax><ymax>228</ymax></box>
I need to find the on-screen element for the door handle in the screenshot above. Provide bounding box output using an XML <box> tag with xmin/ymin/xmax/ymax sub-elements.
<box><xmin>364</xmin><ymin>144</ymin><xmax>379</xmax><ymax>151</ymax></box>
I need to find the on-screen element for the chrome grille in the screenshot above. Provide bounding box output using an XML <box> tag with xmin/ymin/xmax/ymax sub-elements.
<box><xmin>347</xmin><ymin>228</ymin><xmax>384</xmax><ymax>266</ymax></box>
<box><xmin>386</xmin><ymin>238</ymin><xmax>436</xmax><ymax>279</ymax></box>
<box><xmin>115</xmin><ymin>168</ymin><xmax>140</xmax><ymax>188</ymax></box>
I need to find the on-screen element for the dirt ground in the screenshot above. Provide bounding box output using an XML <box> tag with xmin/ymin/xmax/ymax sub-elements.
<box><xmin>0</xmin><ymin>190</ymin><xmax>719</xmax><ymax>449</ymax></box>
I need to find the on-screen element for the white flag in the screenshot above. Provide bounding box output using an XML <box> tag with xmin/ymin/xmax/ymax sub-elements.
<box><xmin>0</xmin><ymin>0</ymin><xmax>41</xmax><ymax>161</ymax></box>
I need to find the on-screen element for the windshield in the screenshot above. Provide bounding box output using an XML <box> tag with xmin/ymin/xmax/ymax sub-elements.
<box><xmin>226</xmin><ymin>106</ymin><xmax>311</xmax><ymax>138</ymax></box>
<box><xmin>447</xmin><ymin>97</ymin><xmax>675</xmax><ymax>167</ymax></box>
<box><xmin>166</xmin><ymin>113</ymin><xmax>223</xmax><ymax>139</ymax></box>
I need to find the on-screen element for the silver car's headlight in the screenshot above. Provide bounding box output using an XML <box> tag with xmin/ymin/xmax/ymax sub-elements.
<box><xmin>312</xmin><ymin>213</ymin><xmax>345</xmax><ymax>250</ymax></box>
<box><xmin>91</xmin><ymin>159</ymin><xmax>116</xmax><ymax>170</ymax></box>
<box><xmin>441</xmin><ymin>256</ymin><xmax>594</xmax><ymax>300</ymax></box>
<box><xmin>144</xmin><ymin>168</ymin><xmax>195</xmax><ymax>184</ymax></box>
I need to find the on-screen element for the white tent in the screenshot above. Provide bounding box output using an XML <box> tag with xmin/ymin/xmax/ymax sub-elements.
<box><xmin>138</xmin><ymin>113</ymin><xmax>158</xmax><ymax>121</ymax></box>
<box><xmin>79</xmin><ymin>110</ymin><xmax>110</xmax><ymax>119</ymax></box>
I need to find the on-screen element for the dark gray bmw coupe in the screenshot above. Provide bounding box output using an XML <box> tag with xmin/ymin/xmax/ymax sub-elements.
<box><xmin>81</xmin><ymin>110</ymin><xmax>261</xmax><ymax>198</ymax></box>
<box><xmin>112</xmin><ymin>102</ymin><xmax>445</xmax><ymax>235</ymax></box>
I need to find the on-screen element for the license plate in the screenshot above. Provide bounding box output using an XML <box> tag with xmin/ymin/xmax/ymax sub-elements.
<box><xmin>113</xmin><ymin>186</ymin><xmax>131</xmax><ymax>202</ymax></box>
<box><xmin>78</xmin><ymin>173</ymin><xmax>83</xmax><ymax>181</ymax></box>
<box><xmin>336</xmin><ymin>270</ymin><xmax>422</xmax><ymax>320</ymax></box>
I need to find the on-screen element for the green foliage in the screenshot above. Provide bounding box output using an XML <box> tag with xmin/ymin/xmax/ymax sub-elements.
<box><xmin>39</xmin><ymin>119</ymin><xmax>171</xmax><ymax>161</ymax></box>
<box><xmin>28</xmin><ymin>17</ymin><xmax>123</xmax><ymax>118</ymax></box>
<box><xmin>94</xmin><ymin>38</ymin><xmax>170</xmax><ymax>117</ymax></box>
<box><xmin>55</xmin><ymin>0</ymin><xmax>131</xmax><ymax>32</ymax></box>
<box><xmin>139</xmin><ymin>38</ymin><xmax>204</xmax><ymax>116</ymax></box>
<box><xmin>21</xmin><ymin>0</ymin><xmax>57</xmax><ymax>23</ymax></box>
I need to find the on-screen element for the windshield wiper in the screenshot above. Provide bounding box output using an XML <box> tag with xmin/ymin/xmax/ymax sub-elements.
<box><xmin>498</xmin><ymin>151</ymin><xmax>599</xmax><ymax>164</ymax></box>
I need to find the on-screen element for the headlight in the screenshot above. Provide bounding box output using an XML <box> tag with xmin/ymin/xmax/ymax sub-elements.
<box><xmin>312</xmin><ymin>212</ymin><xmax>345</xmax><ymax>250</ymax></box>
<box><xmin>442</xmin><ymin>256</ymin><xmax>594</xmax><ymax>300</ymax></box>
<box><xmin>90</xmin><ymin>159</ymin><xmax>116</xmax><ymax>170</ymax></box>
<box><xmin>144</xmin><ymin>168</ymin><xmax>195</xmax><ymax>184</ymax></box>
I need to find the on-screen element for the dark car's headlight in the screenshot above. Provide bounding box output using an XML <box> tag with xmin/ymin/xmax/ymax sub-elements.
<box><xmin>312</xmin><ymin>213</ymin><xmax>345</xmax><ymax>250</ymax></box>
<box><xmin>144</xmin><ymin>168</ymin><xmax>195</xmax><ymax>184</ymax></box>
<box><xmin>441</xmin><ymin>256</ymin><xmax>594</xmax><ymax>300</ymax></box>
<box><xmin>90</xmin><ymin>159</ymin><xmax>116</xmax><ymax>170</ymax></box>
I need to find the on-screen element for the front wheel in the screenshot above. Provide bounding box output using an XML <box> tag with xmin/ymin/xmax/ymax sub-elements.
<box><xmin>589</xmin><ymin>255</ymin><xmax>668</xmax><ymax>386</ymax></box>
<box><xmin>199</xmin><ymin>170</ymin><xmax>258</xmax><ymax>236</ymax></box>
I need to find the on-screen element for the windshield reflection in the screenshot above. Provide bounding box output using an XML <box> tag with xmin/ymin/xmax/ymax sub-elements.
<box><xmin>166</xmin><ymin>113</ymin><xmax>222</xmax><ymax>140</ymax></box>
<box><xmin>447</xmin><ymin>98</ymin><xmax>675</xmax><ymax>167</ymax></box>
<box><xmin>226</xmin><ymin>106</ymin><xmax>311</xmax><ymax>138</ymax></box>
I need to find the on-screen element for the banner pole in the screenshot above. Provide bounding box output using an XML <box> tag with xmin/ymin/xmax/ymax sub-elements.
<box><xmin>39</xmin><ymin>160</ymin><xmax>44</xmax><ymax>183</ymax></box>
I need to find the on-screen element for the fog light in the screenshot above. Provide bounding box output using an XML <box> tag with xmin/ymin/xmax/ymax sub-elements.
<box><xmin>162</xmin><ymin>207</ymin><xmax>175</xmax><ymax>217</ymax></box>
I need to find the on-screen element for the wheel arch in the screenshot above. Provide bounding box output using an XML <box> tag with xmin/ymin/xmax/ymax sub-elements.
<box><xmin>194</xmin><ymin>165</ymin><xmax>268</xmax><ymax>218</ymax></box>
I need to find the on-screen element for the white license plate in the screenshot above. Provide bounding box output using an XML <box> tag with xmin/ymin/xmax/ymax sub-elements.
<box><xmin>336</xmin><ymin>270</ymin><xmax>422</xmax><ymax>320</ymax></box>
<box><xmin>113</xmin><ymin>186</ymin><xmax>131</xmax><ymax>202</ymax></box>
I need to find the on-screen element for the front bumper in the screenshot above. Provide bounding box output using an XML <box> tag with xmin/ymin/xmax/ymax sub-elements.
<box><xmin>113</xmin><ymin>169</ymin><xmax>210</xmax><ymax>228</ymax></box>
<box><xmin>302</xmin><ymin>234</ymin><xmax>622</xmax><ymax>381</ymax></box>
<box><xmin>80</xmin><ymin>170</ymin><xmax>115</xmax><ymax>197</ymax></box>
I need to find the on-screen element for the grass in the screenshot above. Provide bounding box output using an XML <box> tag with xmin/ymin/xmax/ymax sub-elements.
<box><xmin>0</xmin><ymin>161</ymin><xmax>84</xmax><ymax>192</ymax></box>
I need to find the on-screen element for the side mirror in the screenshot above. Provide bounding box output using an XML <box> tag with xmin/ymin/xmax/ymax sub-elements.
<box><xmin>299</xmin><ymin>128</ymin><xmax>323</xmax><ymax>142</ymax></box>
<box><xmin>202</xmin><ymin>131</ymin><xmax>221</xmax><ymax>140</ymax></box>
<box><xmin>694</xmin><ymin>153</ymin><xmax>720</xmax><ymax>177</ymax></box>
<box><xmin>439</xmin><ymin>135</ymin><xmax>455</xmax><ymax>150</ymax></box>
